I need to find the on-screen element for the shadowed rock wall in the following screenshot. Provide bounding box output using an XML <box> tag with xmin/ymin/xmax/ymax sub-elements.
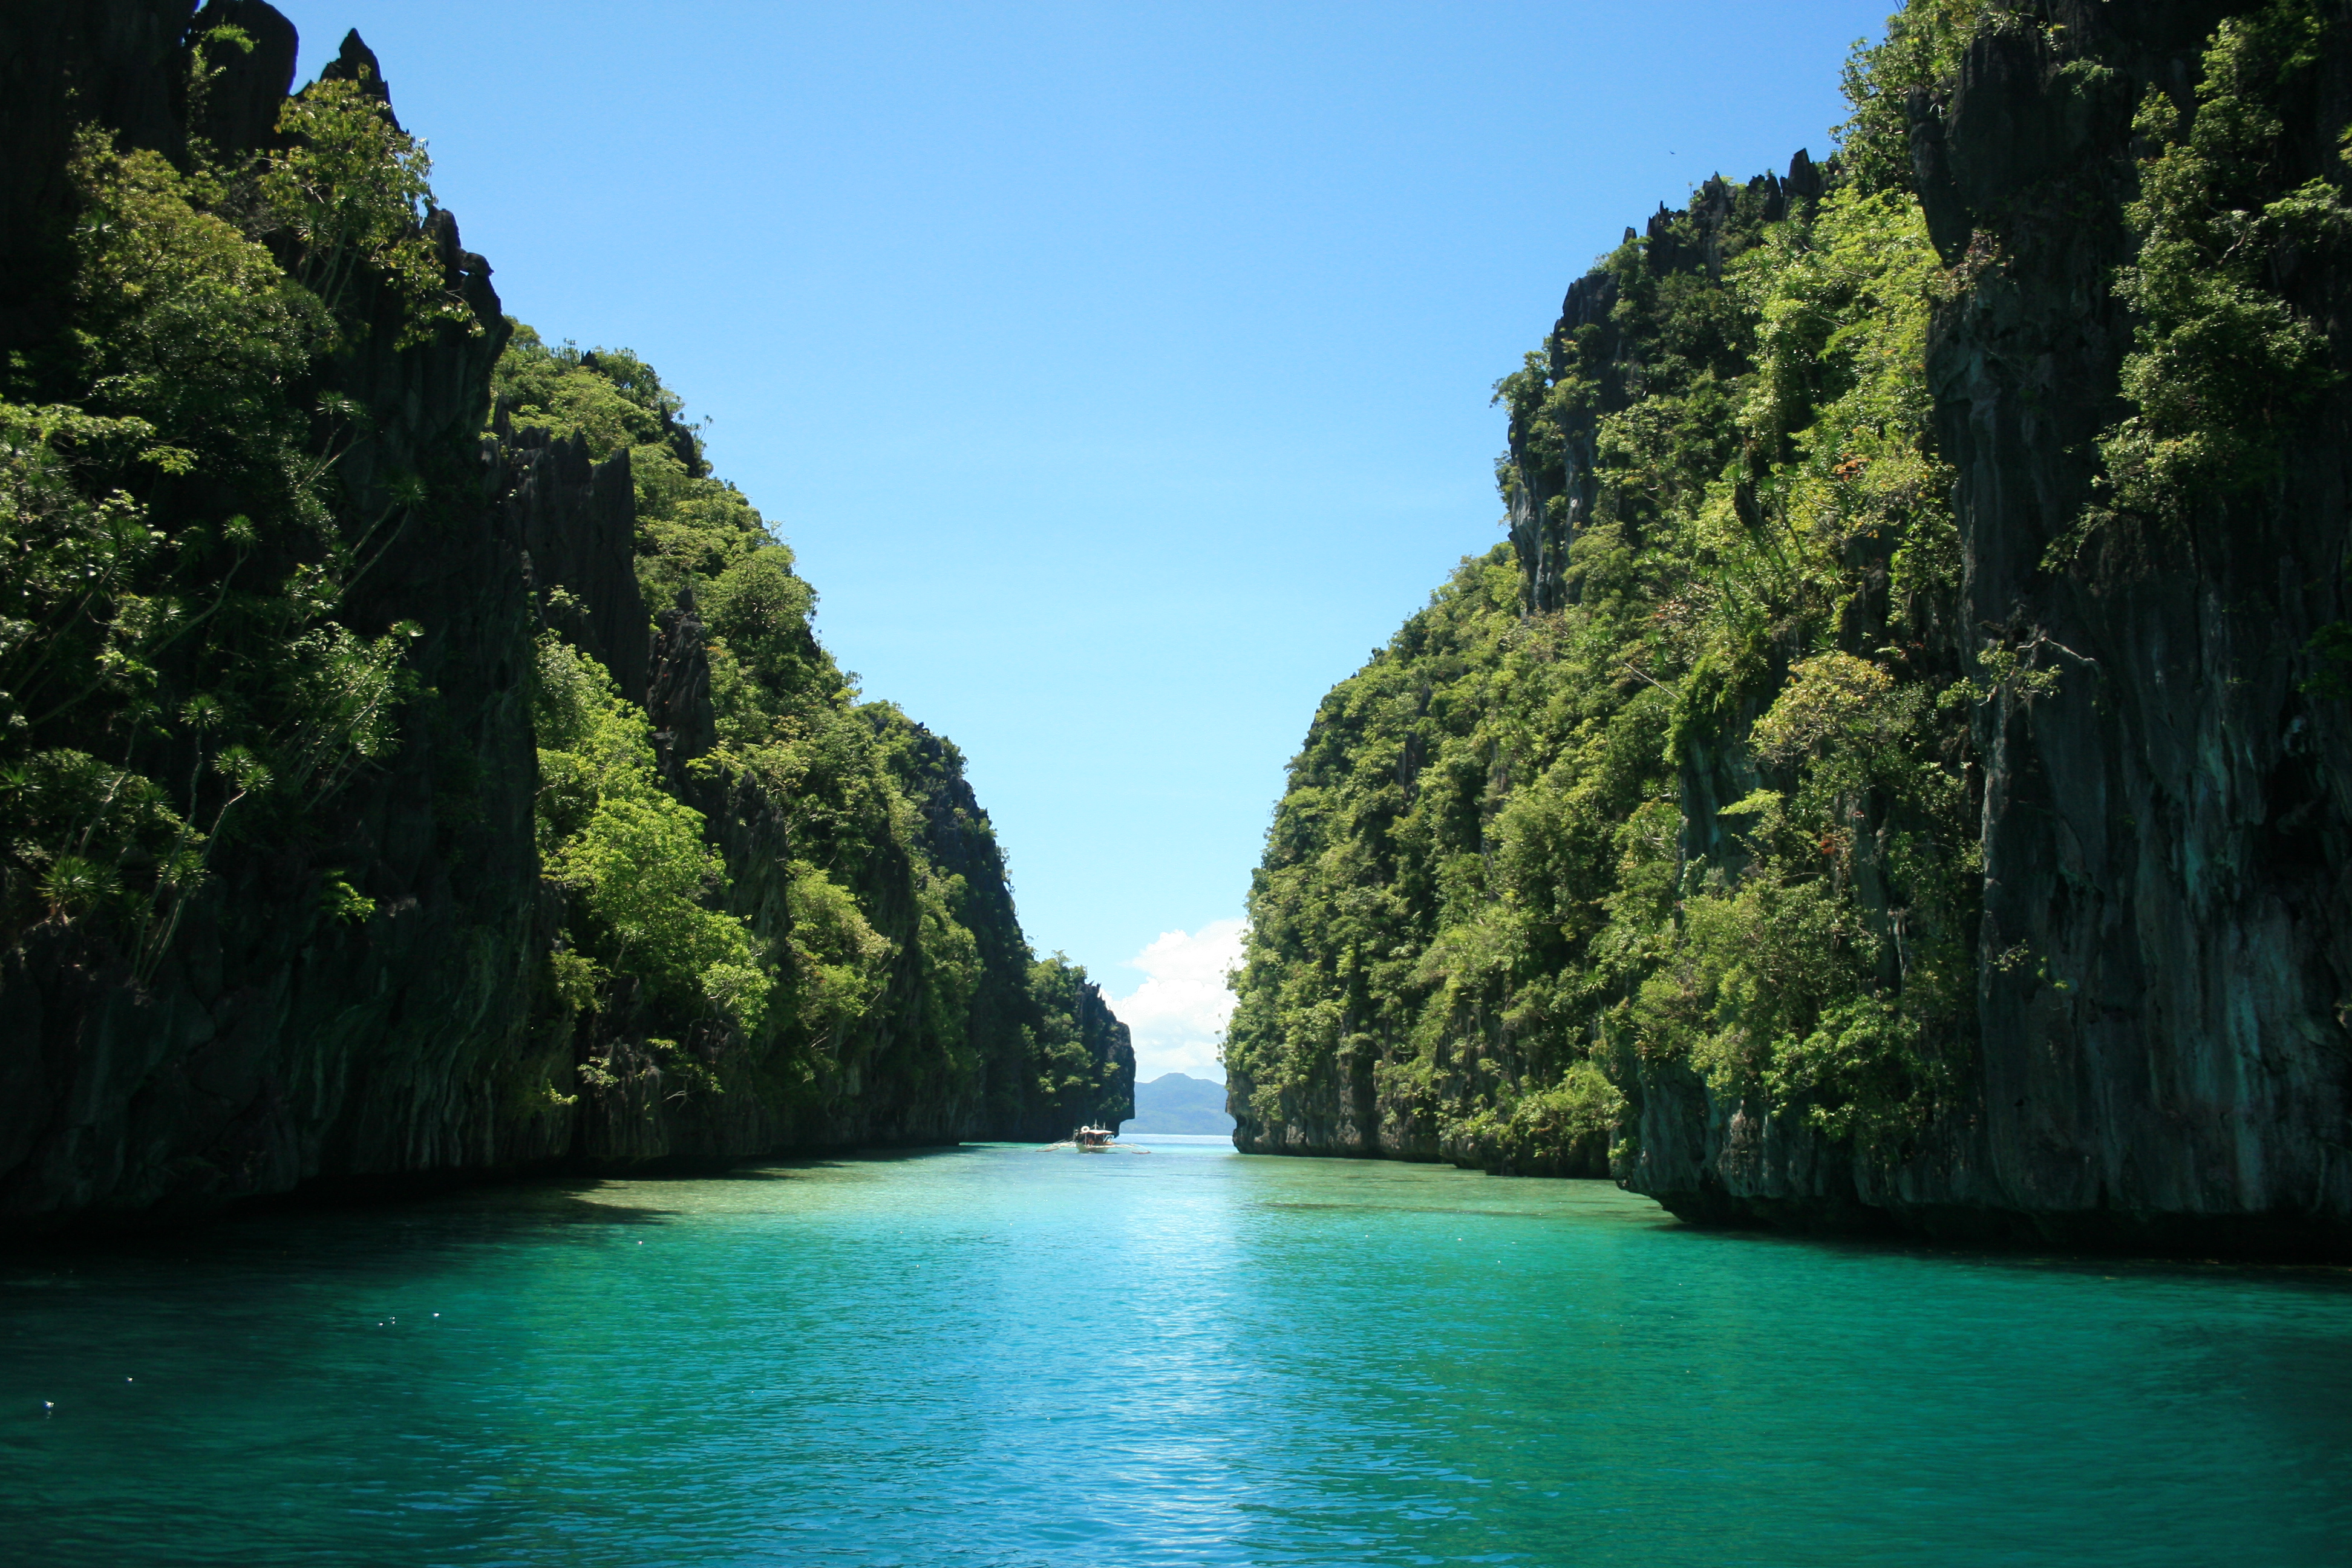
<box><xmin>0</xmin><ymin>2</ymin><xmax>564</xmax><ymax>1223</ymax></box>
<box><xmin>1616</xmin><ymin>1</ymin><xmax>2352</xmax><ymax>1253</ymax></box>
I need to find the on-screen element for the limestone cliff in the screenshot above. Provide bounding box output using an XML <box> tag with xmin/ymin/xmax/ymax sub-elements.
<box><xmin>1628</xmin><ymin>0</ymin><xmax>2352</xmax><ymax>1252</ymax></box>
<box><xmin>1855</xmin><ymin>0</ymin><xmax>2352</xmax><ymax>1247</ymax></box>
<box><xmin>0</xmin><ymin>0</ymin><xmax>1128</xmax><ymax>1230</ymax></box>
<box><xmin>1228</xmin><ymin>0</ymin><xmax>2352</xmax><ymax>1256</ymax></box>
<box><xmin>0</xmin><ymin>1</ymin><xmax>553</xmax><ymax>1221</ymax></box>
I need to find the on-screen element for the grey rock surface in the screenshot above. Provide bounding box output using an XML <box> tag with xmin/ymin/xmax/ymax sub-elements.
<box><xmin>1232</xmin><ymin>1</ymin><xmax>2352</xmax><ymax>1256</ymax></box>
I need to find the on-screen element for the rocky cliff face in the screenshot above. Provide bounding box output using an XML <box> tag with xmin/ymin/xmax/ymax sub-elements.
<box><xmin>496</xmin><ymin>419</ymin><xmax>650</xmax><ymax>703</ymax></box>
<box><xmin>572</xmin><ymin>595</ymin><xmax>1132</xmax><ymax>1162</ymax></box>
<box><xmin>1910</xmin><ymin>0</ymin><xmax>2351</xmax><ymax>1244</ymax></box>
<box><xmin>0</xmin><ymin>2</ymin><xmax>561</xmax><ymax>1221</ymax></box>
<box><xmin>1230</xmin><ymin>0</ymin><xmax>2352</xmax><ymax>1256</ymax></box>
<box><xmin>0</xmin><ymin>0</ymin><xmax>1128</xmax><ymax>1230</ymax></box>
<box><xmin>1632</xmin><ymin>0</ymin><xmax>2352</xmax><ymax>1253</ymax></box>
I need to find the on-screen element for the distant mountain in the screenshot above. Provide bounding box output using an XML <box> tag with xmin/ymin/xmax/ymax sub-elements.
<box><xmin>1122</xmin><ymin>1073</ymin><xmax>1234</xmax><ymax>1135</ymax></box>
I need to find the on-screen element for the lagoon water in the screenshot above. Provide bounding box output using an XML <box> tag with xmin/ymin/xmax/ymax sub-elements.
<box><xmin>4</xmin><ymin>1136</ymin><xmax>2348</xmax><ymax>1566</ymax></box>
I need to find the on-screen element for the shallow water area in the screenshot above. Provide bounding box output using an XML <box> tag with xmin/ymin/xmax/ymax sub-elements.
<box><xmin>5</xmin><ymin>1135</ymin><xmax>2348</xmax><ymax>1566</ymax></box>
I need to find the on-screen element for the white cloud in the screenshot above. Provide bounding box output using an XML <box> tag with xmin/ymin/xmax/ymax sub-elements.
<box><xmin>1106</xmin><ymin>918</ymin><xmax>1245</xmax><ymax>1083</ymax></box>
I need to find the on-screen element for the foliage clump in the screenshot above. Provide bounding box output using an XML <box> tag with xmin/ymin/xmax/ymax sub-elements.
<box><xmin>2088</xmin><ymin>1</ymin><xmax>2351</xmax><ymax>543</ymax></box>
<box><xmin>1</xmin><ymin>45</ymin><xmax>483</xmax><ymax>973</ymax></box>
<box><xmin>532</xmin><ymin>633</ymin><xmax>768</xmax><ymax>1037</ymax></box>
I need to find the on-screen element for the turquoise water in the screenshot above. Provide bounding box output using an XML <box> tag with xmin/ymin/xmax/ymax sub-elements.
<box><xmin>4</xmin><ymin>1137</ymin><xmax>2348</xmax><ymax>1566</ymax></box>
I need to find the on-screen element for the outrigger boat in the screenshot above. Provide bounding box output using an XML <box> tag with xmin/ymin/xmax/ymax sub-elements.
<box><xmin>1040</xmin><ymin>1125</ymin><xmax>1145</xmax><ymax>1152</ymax></box>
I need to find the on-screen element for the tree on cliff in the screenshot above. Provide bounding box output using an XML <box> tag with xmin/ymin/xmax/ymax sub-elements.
<box><xmin>1</xmin><ymin>33</ymin><xmax>472</xmax><ymax>976</ymax></box>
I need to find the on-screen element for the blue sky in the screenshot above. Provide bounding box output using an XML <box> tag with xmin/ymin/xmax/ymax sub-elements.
<box><xmin>277</xmin><ymin>0</ymin><xmax>1897</xmax><ymax>1077</ymax></box>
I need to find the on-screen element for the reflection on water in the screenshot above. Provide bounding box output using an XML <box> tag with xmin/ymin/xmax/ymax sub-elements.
<box><xmin>4</xmin><ymin>1136</ymin><xmax>2347</xmax><ymax>1566</ymax></box>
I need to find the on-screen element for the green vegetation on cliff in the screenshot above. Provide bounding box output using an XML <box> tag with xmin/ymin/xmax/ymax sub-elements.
<box><xmin>1232</xmin><ymin>0</ymin><xmax>2352</xmax><ymax>1222</ymax></box>
<box><xmin>0</xmin><ymin>16</ymin><xmax>1126</xmax><ymax>1211</ymax></box>
<box><xmin>531</xmin><ymin>634</ymin><xmax>768</xmax><ymax>1040</ymax></box>
<box><xmin>491</xmin><ymin>330</ymin><xmax>1129</xmax><ymax>1141</ymax></box>
<box><xmin>1226</xmin><ymin>161</ymin><xmax>1975</xmax><ymax>1169</ymax></box>
<box><xmin>1229</xmin><ymin>0</ymin><xmax>2352</xmax><ymax>1185</ymax></box>
<box><xmin>0</xmin><ymin>42</ymin><xmax>469</xmax><ymax>972</ymax></box>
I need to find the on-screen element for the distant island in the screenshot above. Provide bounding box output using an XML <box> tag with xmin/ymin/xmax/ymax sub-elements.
<box><xmin>1122</xmin><ymin>1074</ymin><xmax>1233</xmax><ymax>1136</ymax></box>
